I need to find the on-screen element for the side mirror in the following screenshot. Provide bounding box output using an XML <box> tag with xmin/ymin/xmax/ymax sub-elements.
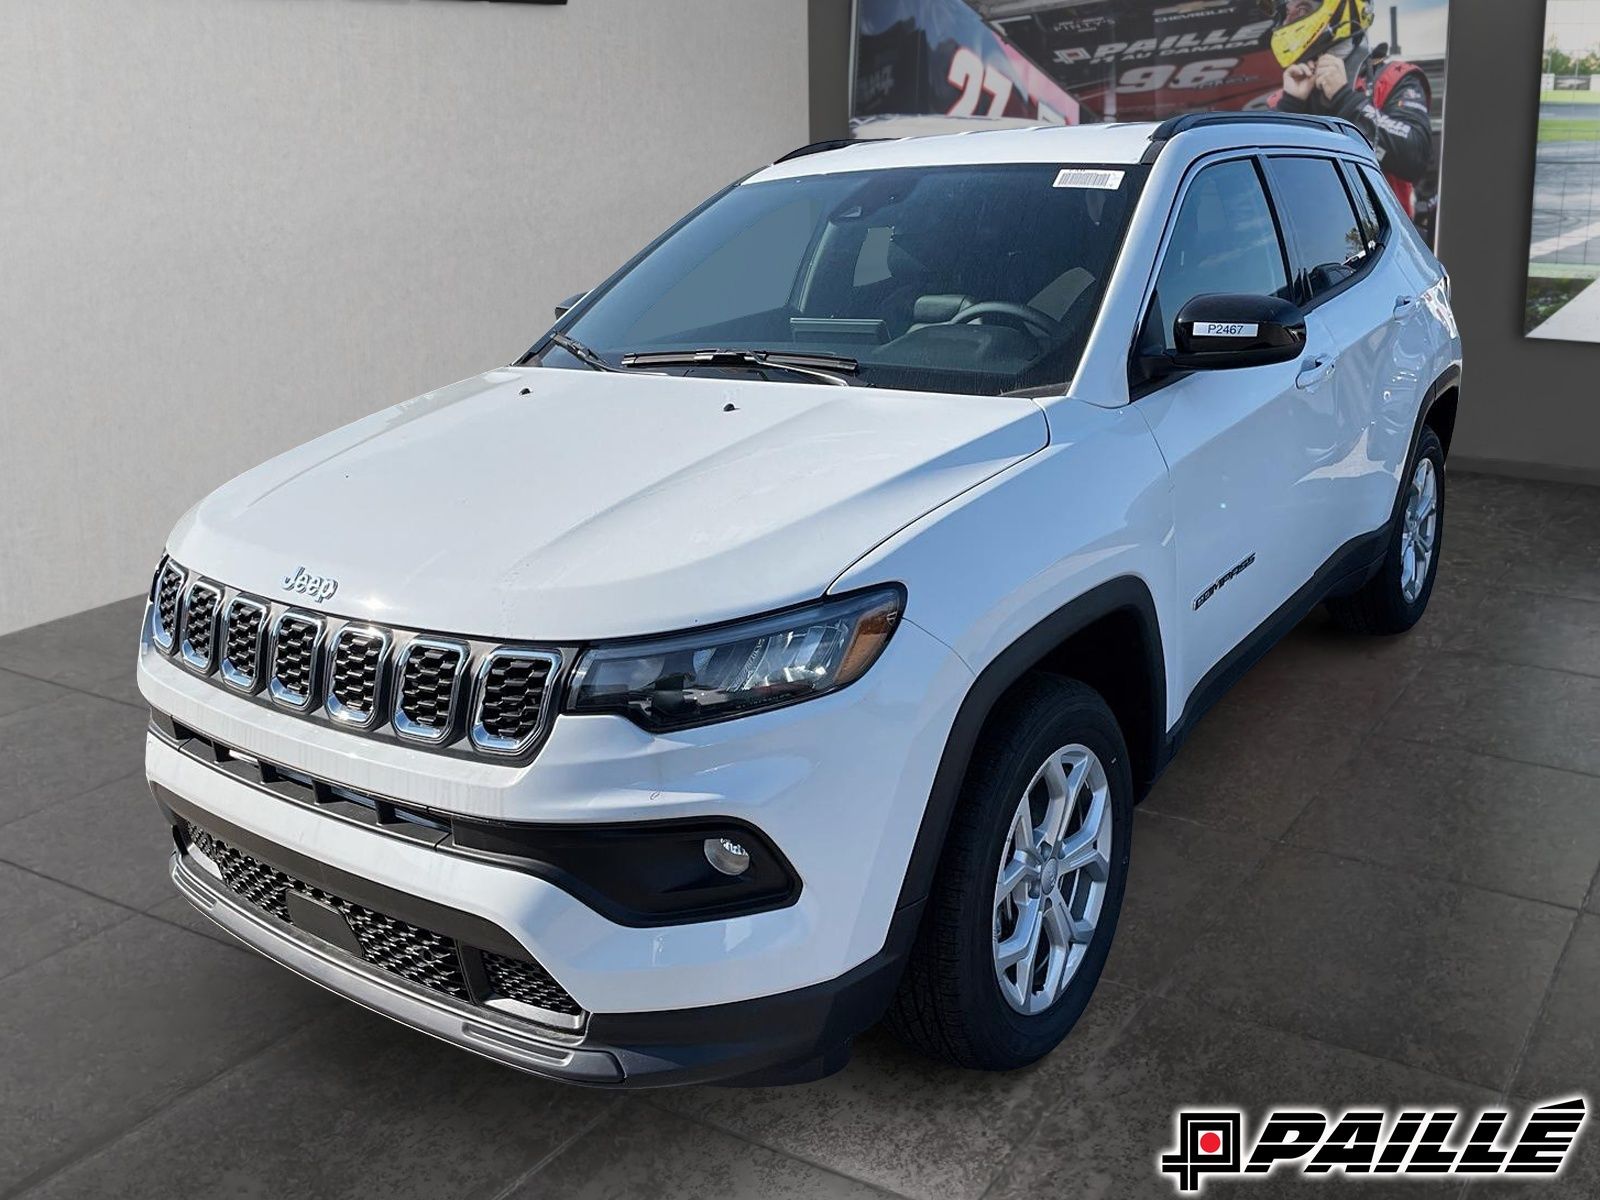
<box><xmin>554</xmin><ymin>291</ymin><xmax>588</xmax><ymax>320</ymax></box>
<box><xmin>1167</xmin><ymin>293</ymin><xmax>1306</xmax><ymax>371</ymax></box>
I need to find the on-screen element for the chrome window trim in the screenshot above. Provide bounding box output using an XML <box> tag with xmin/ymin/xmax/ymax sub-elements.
<box><xmin>179</xmin><ymin>580</ymin><xmax>223</xmax><ymax>674</ymax></box>
<box><xmin>220</xmin><ymin>596</ymin><xmax>269</xmax><ymax>693</ymax></box>
<box><xmin>152</xmin><ymin>560</ymin><xmax>186</xmax><ymax>655</ymax></box>
<box><xmin>268</xmin><ymin>610</ymin><xmax>326</xmax><ymax>712</ymax></box>
<box><xmin>325</xmin><ymin>624</ymin><xmax>392</xmax><ymax>730</ymax></box>
<box><xmin>469</xmin><ymin>648</ymin><xmax>564</xmax><ymax>757</ymax></box>
<box><xmin>393</xmin><ymin>636</ymin><xmax>470</xmax><ymax>744</ymax></box>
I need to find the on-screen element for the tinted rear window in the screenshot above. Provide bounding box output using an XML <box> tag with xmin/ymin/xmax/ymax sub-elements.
<box><xmin>1268</xmin><ymin>156</ymin><xmax>1368</xmax><ymax>300</ymax></box>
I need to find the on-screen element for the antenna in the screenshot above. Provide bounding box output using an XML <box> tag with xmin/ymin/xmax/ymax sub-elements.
<box><xmin>1390</xmin><ymin>5</ymin><xmax>1401</xmax><ymax>55</ymax></box>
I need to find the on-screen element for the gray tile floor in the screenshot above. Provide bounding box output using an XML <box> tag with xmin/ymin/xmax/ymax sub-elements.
<box><xmin>2</xmin><ymin>471</ymin><xmax>1597</xmax><ymax>1199</ymax></box>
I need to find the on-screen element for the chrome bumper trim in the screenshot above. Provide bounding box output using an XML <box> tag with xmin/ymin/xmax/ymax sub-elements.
<box><xmin>169</xmin><ymin>852</ymin><xmax>624</xmax><ymax>1084</ymax></box>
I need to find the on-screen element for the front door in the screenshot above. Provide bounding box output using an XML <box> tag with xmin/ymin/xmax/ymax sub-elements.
<box><xmin>1130</xmin><ymin>155</ymin><xmax>1332</xmax><ymax>702</ymax></box>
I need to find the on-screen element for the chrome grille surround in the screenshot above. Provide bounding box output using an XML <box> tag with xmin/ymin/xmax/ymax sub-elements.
<box><xmin>145</xmin><ymin>559</ymin><xmax>568</xmax><ymax>760</ymax></box>
<box><xmin>325</xmin><ymin>624</ymin><xmax>390</xmax><ymax>729</ymax></box>
<box><xmin>268</xmin><ymin>611</ymin><xmax>325</xmax><ymax>712</ymax></box>
<box><xmin>179</xmin><ymin>580</ymin><xmax>223</xmax><ymax>673</ymax></box>
<box><xmin>152</xmin><ymin>559</ymin><xmax>186</xmax><ymax>653</ymax></box>
<box><xmin>470</xmin><ymin>649</ymin><xmax>563</xmax><ymax>756</ymax></box>
<box><xmin>220</xmin><ymin>597</ymin><xmax>268</xmax><ymax>693</ymax></box>
<box><xmin>394</xmin><ymin>637</ymin><xmax>469</xmax><ymax>744</ymax></box>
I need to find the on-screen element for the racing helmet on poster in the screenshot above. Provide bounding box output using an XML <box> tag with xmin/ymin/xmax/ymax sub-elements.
<box><xmin>1258</xmin><ymin>0</ymin><xmax>1375</xmax><ymax>67</ymax></box>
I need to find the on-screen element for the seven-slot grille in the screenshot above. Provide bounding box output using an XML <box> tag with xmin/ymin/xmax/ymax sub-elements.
<box><xmin>148</xmin><ymin>561</ymin><xmax>562</xmax><ymax>758</ymax></box>
<box><xmin>153</xmin><ymin>561</ymin><xmax>185</xmax><ymax>650</ymax></box>
<box><xmin>473</xmin><ymin>651</ymin><xmax>559</xmax><ymax>753</ymax></box>
<box><xmin>269</xmin><ymin>613</ymin><xmax>322</xmax><ymax>709</ymax></box>
<box><xmin>327</xmin><ymin>626</ymin><xmax>387</xmax><ymax>726</ymax></box>
<box><xmin>183</xmin><ymin>822</ymin><xmax>582</xmax><ymax>1021</ymax></box>
<box><xmin>221</xmin><ymin>598</ymin><xmax>266</xmax><ymax>691</ymax></box>
<box><xmin>396</xmin><ymin>640</ymin><xmax>466</xmax><ymax>741</ymax></box>
<box><xmin>179</xmin><ymin>582</ymin><xmax>222</xmax><ymax>671</ymax></box>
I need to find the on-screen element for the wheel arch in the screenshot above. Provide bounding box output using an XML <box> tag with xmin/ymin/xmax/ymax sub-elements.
<box><xmin>1424</xmin><ymin>381</ymin><xmax>1459</xmax><ymax>459</ymax></box>
<box><xmin>893</xmin><ymin>576</ymin><xmax>1166</xmax><ymax>913</ymax></box>
<box><xmin>1385</xmin><ymin>363</ymin><xmax>1461</xmax><ymax>532</ymax></box>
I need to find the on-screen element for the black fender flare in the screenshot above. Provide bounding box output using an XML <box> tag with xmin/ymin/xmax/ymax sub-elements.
<box><xmin>891</xmin><ymin>575</ymin><xmax>1166</xmax><ymax>913</ymax></box>
<box><xmin>1388</xmin><ymin>363</ymin><xmax>1461</xmax><ymax>531</ymax></box>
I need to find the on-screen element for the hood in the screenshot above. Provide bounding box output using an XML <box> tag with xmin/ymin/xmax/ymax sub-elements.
<box><xmin>168</xmin><ymin>368</ymin><xmax>1046</xmax><ymax>639</ymax></box>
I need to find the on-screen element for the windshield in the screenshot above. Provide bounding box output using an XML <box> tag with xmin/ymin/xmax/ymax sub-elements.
<box><xmin>541</xmin><ymin>163</ymin><xmax>1145</xmax><ymax>397</ymax></box>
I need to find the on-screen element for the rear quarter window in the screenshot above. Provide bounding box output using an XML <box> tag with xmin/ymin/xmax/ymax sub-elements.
<box><xmin>1340</xmin><ymin>160</ymin><xmax>1386</xmax><ymax>253</ymax></box>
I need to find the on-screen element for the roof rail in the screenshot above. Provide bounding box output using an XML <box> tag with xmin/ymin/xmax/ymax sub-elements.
<box><xmin>772</xmin><ymin>137</ymin><xmax>898</xmax><ymax>164</ymax></box>
<box><xmin>1141</xmin><ymin>111</ymin><xmax>1371</xmax><ymax>163</ymax></box>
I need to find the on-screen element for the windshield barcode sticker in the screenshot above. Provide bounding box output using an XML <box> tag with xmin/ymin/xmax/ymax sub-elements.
<box><xmin>1053</xmin><ymin>169</ymin><xmax>1125</xmax><ymax>190</ymax></box>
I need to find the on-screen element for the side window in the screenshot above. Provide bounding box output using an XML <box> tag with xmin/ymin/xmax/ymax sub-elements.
<box><xmin>853</xmin><ymin>226</ymin><xmax>893</xmax><ymax>286</ymax></box>
<box><xmin>1340</xmin><ymin>160</ymin><xmax>1386</xmax><ymax>252</ymax></box>
<box><xmin>1146</xmin><ymin>158</ymin><xmax>1289</xmax><ymax>354</ymax></box>
<box><xmin>1266</xmin><ymin>156</ymin><xmax>1369</xmax><ymax>301</ymax></box>
<box><xmin>1356</xmin><ymin>164</ymin><xmax>1397</xmax><ymax>237</ymax></box>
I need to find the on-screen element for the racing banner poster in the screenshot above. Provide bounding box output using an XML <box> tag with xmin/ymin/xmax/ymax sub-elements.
<box><xmin>851</xmin><ymin>0</ymin><xmax>1450</xmax><ymax>247</ymax></box>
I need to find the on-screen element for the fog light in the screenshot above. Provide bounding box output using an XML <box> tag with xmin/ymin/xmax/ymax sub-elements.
<box><xmin>703</xmin><ymin>836</ymin><xmax>751</xmax><ymax>876</ymax></box>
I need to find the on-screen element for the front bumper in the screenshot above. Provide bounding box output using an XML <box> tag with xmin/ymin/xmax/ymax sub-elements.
<box><xmin>139</xmin><ymin>615</ymin><xmax>970</xmax><ymax>1013</ymax></box>
<box><xmin>139</xmin><ymin>603</ymin><xmax>970</xmax><ymax>1084</ymax></box>
<box><xmin>168</xmin><ymin>841</ymin><xmax>919</xmax><ymax>1087</ymax></box>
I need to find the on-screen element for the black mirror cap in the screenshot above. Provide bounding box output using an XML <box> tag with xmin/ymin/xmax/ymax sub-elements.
<box><xmin>1170</xmin><ymin>293</ymin><xmax>1307</xmax><ymax>370</ymax></box>
<box><xmin>554</xmin><ymin>291</ymin><xmax>588</xmax><ymax>319</ymax></box>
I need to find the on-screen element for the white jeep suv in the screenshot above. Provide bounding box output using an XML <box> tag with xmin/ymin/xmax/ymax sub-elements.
<box><xmin>138</xmin><ymin>113</ymin><xmax>1461</xmax><ymax>1086</ymax></box>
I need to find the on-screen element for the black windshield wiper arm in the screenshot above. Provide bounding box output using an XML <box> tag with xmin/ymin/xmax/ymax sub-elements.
<box><xmin>548</xmin><ymin>332</ymin><xmax>622</xmax><ymax>373</ymax></box>
<box><xmin>618</xmin><ymin>348</ymin><xmax>859</xmax><ymax>387</ymax></box>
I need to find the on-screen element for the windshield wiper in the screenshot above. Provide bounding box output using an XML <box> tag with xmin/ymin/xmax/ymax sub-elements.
<box><xmin>619</xmin><ymin>348</ymin><xmax>859</xmax><ymax>387</ymax></box>
<box><xmin>547</xmin><ymin>331</ymin><xmax>622</xmax><ymax>373</ymax></box>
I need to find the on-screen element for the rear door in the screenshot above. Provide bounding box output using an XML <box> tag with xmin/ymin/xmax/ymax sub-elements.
<box><xmin>1351</xmin><ymin>159</ymin><xmax>1448</xmax><ymax>526</ymax></box>
<box><xmin>1131</xmin><ymin>155</ymin><xmax>1329</xmax><ymax>702</ymax></box>
<box><xmin>1262</xmin><ymin>154</ymin><xmax>1412</xmax><ymax>548</ymax></box>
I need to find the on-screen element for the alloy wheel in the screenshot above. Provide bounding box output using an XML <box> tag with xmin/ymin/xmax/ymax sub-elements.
<box><xmin>1400</xmin><ymin>457</ymin><xmax>1439</xmax><ymax>603</ymax></box>
<box><xmin>992</xmin><ymin>743</ymin><xmax>1113</xmax><ymax>1015</ymax></box>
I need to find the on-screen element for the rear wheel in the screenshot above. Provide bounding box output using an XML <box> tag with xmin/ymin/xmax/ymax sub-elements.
<box><xmin>1326</xmin><ymin>426</ymin><xmax>1445</xmax><ymax>635</ymax></box>
<box><xmin>886</xmin><ymin>675</ymin><xmax>1132</xmax><ymax>1069</ymax></box>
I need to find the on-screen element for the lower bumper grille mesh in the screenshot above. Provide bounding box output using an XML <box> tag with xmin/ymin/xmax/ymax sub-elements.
<box><xmin>484</xmin><ymin>951</ymin><xmax>585</xmax><ymax>1017</ymax></box>
<box><xmin>186</xmin><ymin>823</ymin><xmax>470</xmax><ymax>999</ymax></box>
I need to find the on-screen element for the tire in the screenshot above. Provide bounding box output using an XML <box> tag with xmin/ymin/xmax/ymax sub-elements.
<box><xmin>886</xmin><ymin>674</ymin><xmax>1133</xmax><ymax>1070</ymax></box>
<box><xmin>1326</xmin><ymin>426</ymin><xmax>1445</xmax><ymax>636</ymax></box>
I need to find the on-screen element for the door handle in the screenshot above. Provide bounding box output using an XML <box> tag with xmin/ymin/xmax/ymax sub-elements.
<box><xmin>1296</xmin><ymin>354</ymin><xmax>1335</xmax><ymax>390</ymax></box>
<box><xmin>1392</xmin><ymin>294</ymin><xmax>1418</xmax><ymax>321</ymax></box>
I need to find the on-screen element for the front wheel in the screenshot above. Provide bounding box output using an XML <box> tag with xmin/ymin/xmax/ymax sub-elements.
<box><xmin>1326</xmin><ymin>426</ymin><xmax>1445</xmax><ymax>635</ymax></box>
<box><xmin>886</xmin><ymin>675</ymin><xmax>1132</xmax><ymax>1070</ymax></box>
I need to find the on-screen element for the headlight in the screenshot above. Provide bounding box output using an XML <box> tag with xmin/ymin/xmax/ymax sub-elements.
<box><xmin>567</xmin><ymin>586</ymin><xmax>904</xmax><ymax>730</ymax></box>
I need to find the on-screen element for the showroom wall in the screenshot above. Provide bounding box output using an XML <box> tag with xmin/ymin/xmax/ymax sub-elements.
<box><xmin>0</xmin><ymin>0</ymin><xmax>809</xmax><ymax>636</ymax></box>
<box><xmin>1433</xmin><ymin>0</ymin><xmax>1600</xmax><ymax>485</ymax></box>
<box><xmin>810</xmin><ymin>0</ymin><xmax>1600</xmax><ymax>485</ymax></box>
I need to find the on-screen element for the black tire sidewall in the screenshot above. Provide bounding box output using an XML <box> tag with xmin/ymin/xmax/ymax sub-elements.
<box><xmin>952</xmin><ymin>678</ymin><xmax>1134</xmax><ymax>1066</ymax></box>
<box><xmin>1390</xmin><ymin>427</ymin><xmax>1446</xmax><ymax>623</ymax></box>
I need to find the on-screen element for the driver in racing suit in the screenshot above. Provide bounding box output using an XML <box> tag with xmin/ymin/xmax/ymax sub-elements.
<box><xmin>1262</xmin><ymin>0</ymin><xmax>1433</xmax><ymax>218</ymax></box>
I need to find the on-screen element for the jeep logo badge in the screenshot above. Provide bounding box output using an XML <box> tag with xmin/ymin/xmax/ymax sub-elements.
<box><xmin>282</xmin><ymin>566</ymin><xmax>339</xmax><ymax>603</ymax></box>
